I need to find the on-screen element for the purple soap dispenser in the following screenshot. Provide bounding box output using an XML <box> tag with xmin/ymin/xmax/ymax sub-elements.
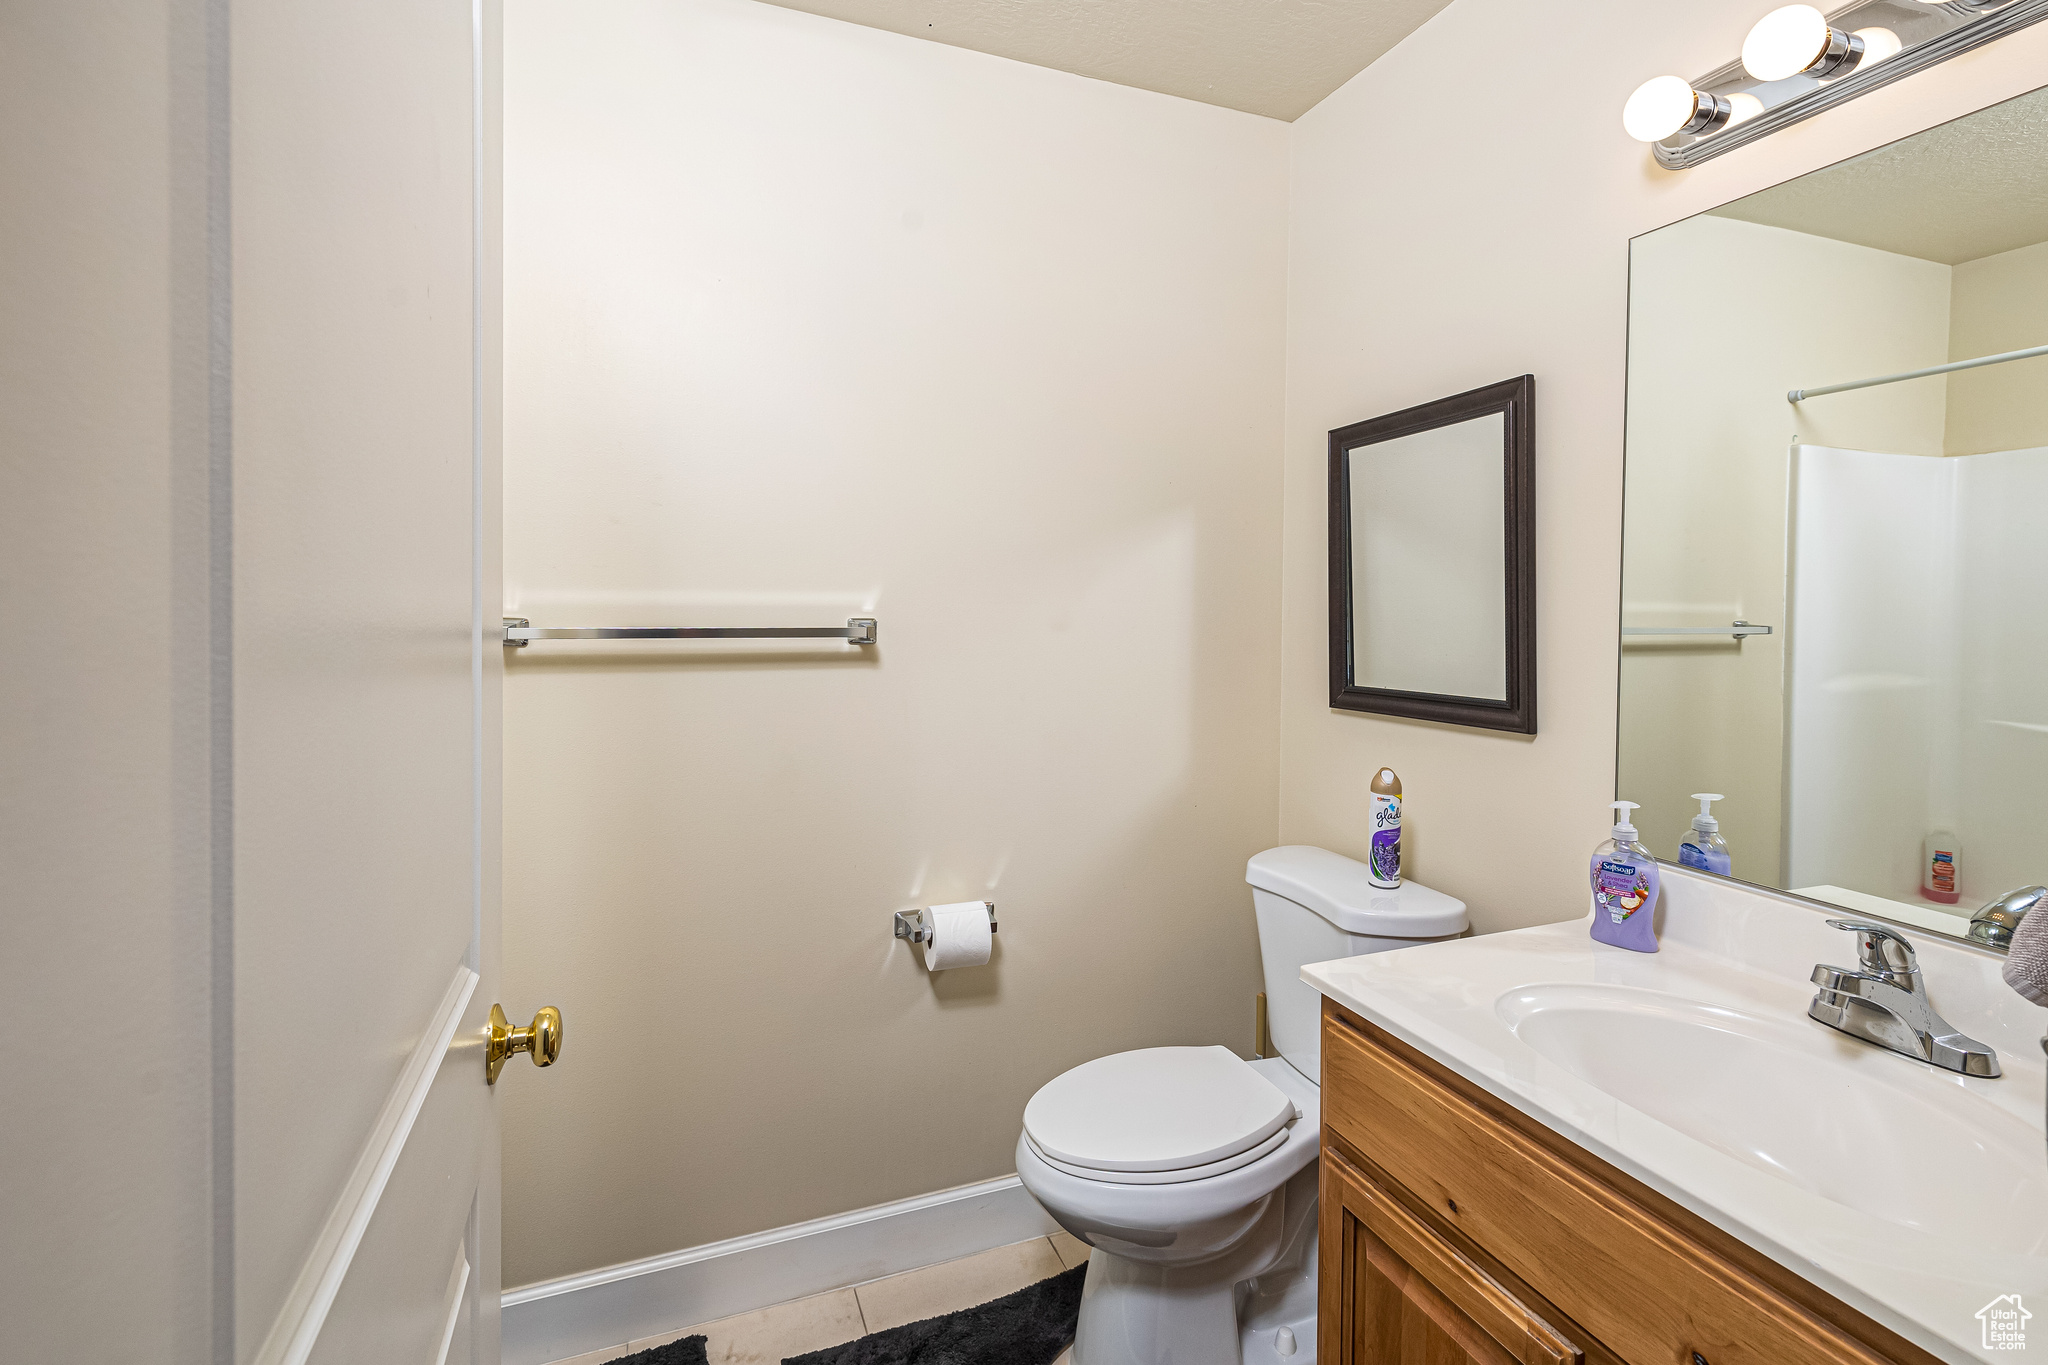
<box><xmin>1590</xmin><ymin>801</ymin><xmax>1661</xmax><ymax>953</ymax></box>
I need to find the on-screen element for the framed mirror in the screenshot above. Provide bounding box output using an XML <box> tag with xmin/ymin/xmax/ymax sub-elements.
<box><xmin>1328</xmin><ymin>376</ymin><xmax>1536</xmax><ymax>733</ymax></box>
<box><xmin>1619</xmin><ymin>84</ymin><xmax>2048</xmax><ymax>945</ymax></box>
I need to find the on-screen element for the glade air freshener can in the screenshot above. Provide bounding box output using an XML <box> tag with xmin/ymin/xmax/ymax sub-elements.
<box><xmin>1368</xmin><ymin>768</ymin><xmax>1402</xmax><ymax>889</ymax></box>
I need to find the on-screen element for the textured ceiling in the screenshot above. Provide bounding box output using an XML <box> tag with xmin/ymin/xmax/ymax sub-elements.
<box><xmin>1711</xmin><ymin>87</ymin><xmax>2048</xmax><ymax>266</ymax></box>
<box><xmin>751</xmin><ymin>0</ymin><xmax>1457</xmax><ymax>121</ymax></box>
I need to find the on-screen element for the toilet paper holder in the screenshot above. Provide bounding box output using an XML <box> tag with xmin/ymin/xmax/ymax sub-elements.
<box><xmin>894</xmin><ymin>902</ymin><xmax>998</xmax><ymax>943</ymax></box>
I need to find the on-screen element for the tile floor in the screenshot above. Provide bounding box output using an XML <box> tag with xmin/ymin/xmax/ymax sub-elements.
<box><xmin>548</xmin><ymin>1231</ymin><xmax>1092</xmax><ymax>1365</ymax></box>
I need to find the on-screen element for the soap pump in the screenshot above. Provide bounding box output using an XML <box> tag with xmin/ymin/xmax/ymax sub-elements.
<box><xmin>1678</xmin><ymin>793</ymin><xmax>1732</xmax><ymax>876</ymax></box>
<box><xmin>1590</xmin><ymin>800</ymin><xmax>1661</xmax><ymax>953</ymax></box>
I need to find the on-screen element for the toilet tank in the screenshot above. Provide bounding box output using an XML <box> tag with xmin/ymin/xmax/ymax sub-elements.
<box><xmin>1246</xmin><ymin>846</ymin><xmax>1468</xmax><ymax>1084</ymax></box>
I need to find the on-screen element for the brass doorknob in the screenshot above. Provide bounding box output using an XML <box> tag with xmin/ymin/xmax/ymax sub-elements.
<box><xmin>486</xmin><ymin>1003</ymin><xmax>563</xmax><ymax>1085</ymax></box>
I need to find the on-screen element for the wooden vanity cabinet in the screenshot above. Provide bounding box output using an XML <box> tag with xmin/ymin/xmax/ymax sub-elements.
<box><xmin>1317</xmin><ymin>999</ymin><xmax>1941</xmax><ymax>1365</ymax></box>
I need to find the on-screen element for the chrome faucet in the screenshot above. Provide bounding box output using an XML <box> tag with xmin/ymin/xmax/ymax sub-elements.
<box><xmin>1809</xmin><ymin>920</ymin><xmax>2001</xmax><ymax>1077</ymax></box>
<box><xmin>1968</xmin><ymin>885</ymin><xmax>2048</xmax><ymax>951</ymax></box>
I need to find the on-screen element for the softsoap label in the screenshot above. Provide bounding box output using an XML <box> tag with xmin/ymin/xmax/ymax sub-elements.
<box><xmin>1594</xmin><ymin>859</ymin><xmax>1651</xmax><ymax>922</ymax></box>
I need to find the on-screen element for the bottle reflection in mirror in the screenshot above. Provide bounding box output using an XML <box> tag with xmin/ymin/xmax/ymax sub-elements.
<box><xmin>1922</xmin><ymin>831</ymin><xmax>1960</xmax><ymax>905</ymax></box>
<box><xmin>1679</xmin><ymin>795</ymin><xmax>1733</xmax><ymax>876</ymax></box>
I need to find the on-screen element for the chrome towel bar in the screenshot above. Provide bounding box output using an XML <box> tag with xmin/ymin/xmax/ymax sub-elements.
<box><xmin>503</xmin><ymin>616</ymin><xmax>876</xmax><ymax>647</ymax></box>
<box><xmin>1621</xmin><ymin>620</ymin><xmax>1772</xmax><ymax>640</ymax></box>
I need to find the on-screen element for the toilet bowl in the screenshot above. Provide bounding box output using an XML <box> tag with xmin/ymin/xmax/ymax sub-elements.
<box><xmin>1017</xmin><ymin>1050</ymin><xmax>1320</xmax><ymax>1365</ymax></box>
<box><xmin>1016</xmin><ymin>846</ymin><xmax>1467</xmax><ymax>1365</ymax></box>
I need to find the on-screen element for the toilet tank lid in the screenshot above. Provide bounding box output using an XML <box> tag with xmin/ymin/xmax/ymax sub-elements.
<box><xmin>1245</xmin><ymin>845</ymin><xmax>1468</xmax><ymax>937</ymax></box>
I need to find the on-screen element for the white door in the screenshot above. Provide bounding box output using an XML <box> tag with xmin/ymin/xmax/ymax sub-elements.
<box><xmin>0</xmin><ymin>4</ymin><xmax>532</xmax><ymax>1363</ymax></box>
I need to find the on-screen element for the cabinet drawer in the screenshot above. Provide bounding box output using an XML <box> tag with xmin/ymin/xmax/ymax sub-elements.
<box><xmin>1322</xmin><ymin>1144</ymin><xmax>1581</xmax><ymax>1365</ymax></box>
<box><xmin>1322</xmin><ymin>1010</ymin><xmax>1897</xmax><ymax>1365</ymax></box>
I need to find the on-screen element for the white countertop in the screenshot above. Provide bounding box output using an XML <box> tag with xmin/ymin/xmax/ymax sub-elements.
<box><xmin>1301</xmin><ymin>865</ymin><xmax>2047</xmax><ymax>1365</ymax></box>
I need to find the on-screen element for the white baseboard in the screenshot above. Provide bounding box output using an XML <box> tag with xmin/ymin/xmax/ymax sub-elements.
<box><xmin>500</xmin><ymin>1176</ymin><xmax>1060</xmax><ymax>1365</ymax></box>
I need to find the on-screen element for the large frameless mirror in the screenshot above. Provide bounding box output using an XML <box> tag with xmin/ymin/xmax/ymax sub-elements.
<box><xmin>1619</xmin><ymin>84</ymin><xmax>2048</xmax><ymax>946</ymax></box>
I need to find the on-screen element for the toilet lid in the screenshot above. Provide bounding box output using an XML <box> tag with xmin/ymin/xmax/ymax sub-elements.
<box><xmin>1023</xmin><ymin>1046</ymin><xmax>1297</xmax><ymax>1174</ymax></box>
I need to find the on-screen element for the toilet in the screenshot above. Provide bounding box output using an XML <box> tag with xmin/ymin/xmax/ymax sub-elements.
<box><xmin>1016</xmin><ymin>845</ymin><xmax>1467</xmax><ymax>1365</ymax></box>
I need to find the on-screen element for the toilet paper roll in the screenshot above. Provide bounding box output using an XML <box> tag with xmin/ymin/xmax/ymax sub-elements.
<box><xmin>922</xmin><ymin>901</ymin><xmax>993</xmax><ymax>971</ymax></box>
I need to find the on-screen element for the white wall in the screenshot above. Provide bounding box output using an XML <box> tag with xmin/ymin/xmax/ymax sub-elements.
<box><xmin>1279</xmin><ymin>0</ymin><xmax>2048</xmax><ymax>932</ymax></box>
<box><xmin>1947</xmin><ymin>238</ymin><xmax>2048</xmax><ymax>455</ymax></box>
<box><xmin>0</xmin><ymin>6</ymin><xmax>216</xmax><ymax>1359</ymax></box>
<box><xmin>1619</xmin><ymin>216</ymin><xmax>1950</xmax><ymax>880</ymax></box>
<box><xmin>502</xmin><ymin>0</ymin><xmax>1287</xmax><ymax>1287</ymax></box>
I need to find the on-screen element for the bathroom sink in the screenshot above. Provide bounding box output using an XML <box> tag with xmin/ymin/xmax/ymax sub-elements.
<box><xmin>1496</xmin><ymin>982</ymin><xmax>2048</xmax><ymax>1255</ymax></box>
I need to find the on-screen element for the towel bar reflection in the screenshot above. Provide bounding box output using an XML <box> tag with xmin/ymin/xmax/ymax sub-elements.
<box><xmin>1622</xmin><ymin>621</ymin><xmax>1773</xmax><ymax>640</ymax></box>
<box><xmin>503</xmin><ymin>616</ymin><xmax>877</xmax><ymax>647</ymax></box>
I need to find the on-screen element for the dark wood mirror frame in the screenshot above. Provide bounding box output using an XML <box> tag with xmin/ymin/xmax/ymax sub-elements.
<box><xmin>1328</xmin><ymin>375</ymin><xmax>1536</xmax><ymax>734</ymax></box>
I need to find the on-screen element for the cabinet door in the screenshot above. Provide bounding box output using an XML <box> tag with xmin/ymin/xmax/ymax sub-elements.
<box><xmin>1321</xmin><ymin>1148</ymin><xmax>1581</xmax><ymax>1365</ymax></box>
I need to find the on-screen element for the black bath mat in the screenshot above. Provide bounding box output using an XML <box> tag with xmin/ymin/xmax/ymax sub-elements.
<box><xmin>785</xmin><ymin>1263</ymin><xmax>1086</xmax><ymax>1365</ymax></box>
<box><xmin>610</xmin><ymin>1333</ymin><xmax>709</xmax><ymax>1365</ymax></box>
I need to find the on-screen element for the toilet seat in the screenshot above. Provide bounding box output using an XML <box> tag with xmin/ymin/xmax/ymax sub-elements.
<box><xmin>1022</xmin><ymin>1046</ymin><xmax>1297</xmax><ymax>1179</ymax></box>
<box><xmin>1024</xmin><ymin>1125</ymin><xmax>1290</xmax><ymax>1185</ymax></box>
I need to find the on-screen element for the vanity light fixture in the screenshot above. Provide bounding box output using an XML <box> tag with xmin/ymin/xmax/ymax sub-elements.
<box><xmin>1625</xmin><ymin>0</ymin><xmax>2048</xmax><ymax>167</ymax></box>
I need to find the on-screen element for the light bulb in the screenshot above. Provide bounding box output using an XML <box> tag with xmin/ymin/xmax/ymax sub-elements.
<box><xmin>1621</xmin><ymin>76</ymin><xmax>1732</xmax><ymax>142</ymax></box>
<box><xmin>1742</xmin><ymin>5</ymin><xmax>1864</xmax><ymax>81</ymax></box>
<box><xmin>1743</xmin><ymin>5</ymin><xmax>1827</xmax><ymax>79</ymax></box>
<box><xmin>1726</xmin><ymin>92</ymin><xmax>1765</xmax><ymax>126</ymax></box>
<box><xmin>1854</xmin><ymin>27</ymin><xmax>1902</xmax><ymax>65</ymax></box>
<box><xmin>1623</xmin><ymin>76</ymin><xmax>1697</xmax><ymax>141</ymax></box>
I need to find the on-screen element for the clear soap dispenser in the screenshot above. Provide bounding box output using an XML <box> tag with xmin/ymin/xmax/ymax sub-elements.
<box><xmin>1678</xmin><ymin>793</ymin><xmax>1732</xmax><ymax>876</ymax></box>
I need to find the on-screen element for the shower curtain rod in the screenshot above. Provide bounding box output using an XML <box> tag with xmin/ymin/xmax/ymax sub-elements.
<box><xmin>1789</xmin><ymin>342</ymin><xmax>2048</xmax><ymax>402</ymax></box>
